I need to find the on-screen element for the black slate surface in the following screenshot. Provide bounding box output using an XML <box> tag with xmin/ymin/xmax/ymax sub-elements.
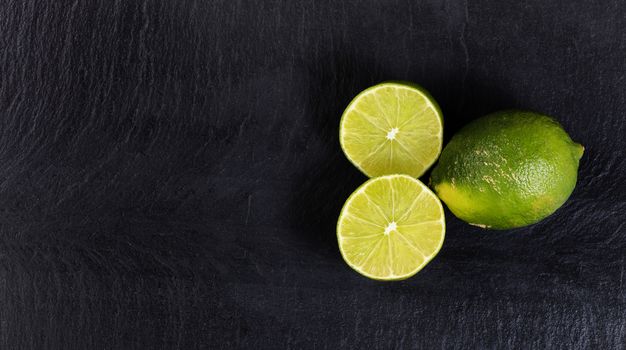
<box><xmin>1</xmin><ymin>0</ymin><xmax>625</xmax><ymax>349</ymax></box>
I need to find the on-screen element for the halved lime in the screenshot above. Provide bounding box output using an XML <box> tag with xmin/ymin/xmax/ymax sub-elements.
<box><xmin>337</xmin><ymin>175</ymin><xmax>445</xmax><ymax>280</ymax></box>
<box><xmin>339</xmin><ymin>82</ymin><xmax>443</xmax><ymax>178</ymax></box>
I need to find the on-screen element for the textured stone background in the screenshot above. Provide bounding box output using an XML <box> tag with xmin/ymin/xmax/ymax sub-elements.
<box><xmin>0</xmin><ymin>0</ymin><xmax>624</xmax><ymax>348</ymax></box>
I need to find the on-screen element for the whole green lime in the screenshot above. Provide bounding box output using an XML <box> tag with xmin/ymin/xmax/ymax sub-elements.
<box><xmin>430</xmin><ymin>110</ymin><xmax>584</xmax><ymax>229</ymax></box>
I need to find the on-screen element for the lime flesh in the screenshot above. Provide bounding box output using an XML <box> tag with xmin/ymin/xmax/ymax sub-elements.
<box><xmin>337</xmin><ymin>175</ymin><xmax>445</xmax><ymax>280</ymax></box>
<box><xmin>340</xmin><ymin>82</ymin><xmax>443</xmax><ymax>178</ymax></box>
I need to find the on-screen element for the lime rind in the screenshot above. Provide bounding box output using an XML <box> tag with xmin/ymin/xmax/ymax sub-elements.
<box><xmin>430</xmin><ymin>110</ymin><xmax>583</xmax><ymax>230</ymax></box>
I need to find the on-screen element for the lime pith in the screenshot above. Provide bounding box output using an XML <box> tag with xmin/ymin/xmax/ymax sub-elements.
<box><xmin>337</xmin><ymin>175</ymin><xmax>445</xmax><ymax>280</ymax></box>
<box><xmin>339</xmin><ymin>82</ymin><xmax>443</xmax><ymax>178</ymax></box>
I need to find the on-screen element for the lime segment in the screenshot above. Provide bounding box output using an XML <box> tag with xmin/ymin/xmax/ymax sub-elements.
<box><xmin>340</xmin><ymin>82</ymin><xmax>443</xmax><ymax>178</ymax></box>
<box><xmin>337</xmin><ymin>175</ymin><xmax>445</xmax><ymax>280</ymax></box>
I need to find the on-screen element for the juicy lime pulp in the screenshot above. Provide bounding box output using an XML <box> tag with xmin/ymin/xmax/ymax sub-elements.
<box><xmin>337</xmin><ymin>175</ymin><xmax>445</xmax><ymax>280</ymax></box>
<box><xmin>339</xmin><ymin>82</ymin><xmax>443</xmax><ymax>178</ymax></box>
<box><xmin>430</xmin><ymin>110</ymin><xmax>584</xmax><ymax>230</ymax></box>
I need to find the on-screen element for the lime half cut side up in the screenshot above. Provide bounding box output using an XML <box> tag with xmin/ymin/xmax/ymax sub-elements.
<box><xmin>336</xmin><ymin>175</ymin><xmax>445</xmax><ymax>280</ymax></box>
<box><xmin>340</xmin><ymin>82</ymin><xmax>443</xmax><ymax>178</ymax></box>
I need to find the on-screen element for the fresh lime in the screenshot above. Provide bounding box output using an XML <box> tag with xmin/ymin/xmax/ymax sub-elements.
<box><xmin>337</xmin><ymin>175</ymin><xmax>445</xmax><ymax>280</ymax></box>
<box><xmin>430</xmin><ymin>110</ymin><xmax>584</xmax><ymax>230</ymax></box>
<box><xmin>340</xmin><ymin>82</ymin><xmax>443</xmax><ymax>178</ymax></box>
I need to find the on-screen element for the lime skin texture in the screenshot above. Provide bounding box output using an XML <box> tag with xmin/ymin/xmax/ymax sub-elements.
<box><xmin>430</xmin><ymin>110</ymin><xmax>584</xmax><ymax>230</ymax></box>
